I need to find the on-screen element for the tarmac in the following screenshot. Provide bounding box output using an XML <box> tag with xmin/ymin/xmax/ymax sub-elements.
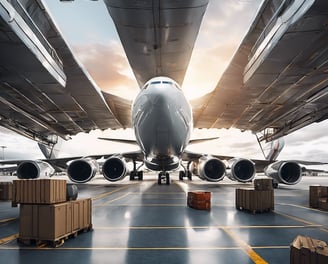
<box><xmin>0</xmin><ymin>174</ymin><xmax>328</xmax><ymax>264</ymax></box>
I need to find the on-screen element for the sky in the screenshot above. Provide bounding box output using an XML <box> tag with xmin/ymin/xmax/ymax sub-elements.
<box><xmin>1</xmin><ymin>0</ymin><xmax>328</xmax><ymax>166</ymax></box>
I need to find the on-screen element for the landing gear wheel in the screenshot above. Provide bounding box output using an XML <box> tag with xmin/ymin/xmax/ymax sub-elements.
<box><xmin>138</xmin><ymin>171</ymin><xmax>143</xmax><ymax>181</ymax></box>
<box><xmin>179</xmin><ymin>171</ymin><xmax>185</xmax><ymax>181</ymax></box>
<box><xmin>158</xmin><ymin>172</ymin><xmax>163</xmax><ymax>185</ymax></box>
<box><xmin>187</xmin><ymin>171</ymin><xmax>192</xmax><ymax>181</ymax></box>
<box><xmin>129</xmin><ymin>171</ymin><xmax>136</xmax><ymax>181</ymax></box>
<box><xmin>165</xmin><ymin>172</ymin><xmax>170</xmax><ymax>185</ymax></box>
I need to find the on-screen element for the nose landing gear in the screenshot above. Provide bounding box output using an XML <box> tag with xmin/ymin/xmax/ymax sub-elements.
<box><xmin>158</xmin><ymin>171</ymin><xmax>170</xmax><ymax>185</ymax></box>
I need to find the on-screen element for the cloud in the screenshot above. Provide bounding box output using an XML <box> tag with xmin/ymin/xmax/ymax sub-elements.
<box><xmin>183</xmin><ymin>0</ymin><xmax>262</xmax><ymax>99</ymax></box>
<box><xmin>72</xmin><ymin>42</ymin><xmax>139</xmax><ymax>99</ymax></box>
<box><xmin>0</xmin><ymin>127</ymin><xmax>42</xmax><ymax>160</ymax></box>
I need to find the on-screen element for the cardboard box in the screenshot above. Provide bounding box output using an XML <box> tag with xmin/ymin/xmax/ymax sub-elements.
<box><xmin>254</xmin><ymin>178</ymin><xmax>273</xmax><ymax>191</ymax></box>
<box><xmin>290</xmin><ymin>235</ymin><xmax>328</xmax><ymax>264</ymax></box>
<box><xmin>19</xmin><ymin>198</ymin><xmax>92</xmax><ymax>241</ymax></box>
<box><xmin>235</xmin><ymin>188</ymin><xmax>274</xmax><ymax>212</ymax></box>
<box><xmin>318</xmin><ymin>198</ymin><xmax>328</xmax><ymax>211</ymax></box>
<box><xmin>13</xmin><ymin>179</ymin><xmax>66</xmax><ymax>204</ymax></box>
<box><xmin>0</xmin><ymin>182</ymin><xmax>13</xmax><ymax>201</ymax></box>
<box><xmin>309</xmin><ymin>186</ymin><xmax>328</xmax><ymax>208</ymax></box>
<box><xmin>187</xmin><ymin>191</ymin><xmax>211</xmax><ymax>210</ymax></box>
<box><xmin>71</xmin><ymin>198</ymin><xmax>92</xmax><ymax>230</ymax></box>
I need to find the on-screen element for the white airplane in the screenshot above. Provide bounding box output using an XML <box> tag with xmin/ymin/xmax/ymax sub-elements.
<box><xmin>0</xmin><ymin>0</ymin><xmax>327</xmax><ymax>186</ymax></box>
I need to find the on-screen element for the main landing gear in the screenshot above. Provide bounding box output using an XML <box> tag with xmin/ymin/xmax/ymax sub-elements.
<box><xmin>178</xmin><ymin>170</ymin><xmax>192</xmax><ymax>181</ymax></box>
<box><xmin>129</xmin><ymin>170</ymin><xmax>143</xmax><ymax>181</ymax></box>
<box><xmin>129</xmin><ymin>159</ymin><xmax>144</xmax><ymax>181</ymax></box>
<box><xmin>158</xmin><ymin>172</ymin><xmax>170</xmax><ymax>185</ymax></box>
<box><xmin>179</xmin><ymin>161</ymin><xmax>192</xmax><ymax>181</ymax></box>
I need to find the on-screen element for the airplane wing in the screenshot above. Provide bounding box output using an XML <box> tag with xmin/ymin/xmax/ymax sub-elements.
<box><xmin>103</xmin><ymin>0</ymin><xmax>209</xmax><ymax>87</ymax></box>
<box><xmin>192</xmin><ymin>0</ymin><xmax>328</xmax><ymax>141</ymax></box>
<box><xmin>0</xmin><ymin>1</ymin><xmax>127</xmax><ymax>145</ymax></box>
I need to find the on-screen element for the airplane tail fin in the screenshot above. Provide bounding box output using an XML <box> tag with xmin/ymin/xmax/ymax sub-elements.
<box><xmin>38</xmin><ymin>137</ymin><xmax>64</xmax><ymax>159</ymax></box>
<box><xmin>265</xmin><ymin>137</ymin><xmax>285</xmax><ymax>162</ymax></box>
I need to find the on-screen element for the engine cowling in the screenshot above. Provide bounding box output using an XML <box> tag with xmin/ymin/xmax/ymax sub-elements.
<box><xmin>192</xmin><ymin>156</ymin><xmax>226</xmax><ymax>182</ymax></box>
<box><xmin>264</xmin><ymin>161</ymin><xmax>302</xmax><ymax>185</ymax></box>
<box><xmin>102</xmin><ymin>156</ymin><xmax>128</xmax><ymax>182</ymax></box>
<box><xmin>17</xmin><ymin>160</ymin><xmax>55</xmax><ymax>179</ymax></box>
<box><xmin>67</xmin><ymin>158</ymin><xmax>98</xmax><ymax>183</ymax></box>
<box><xmin>225</xmin><ymin>158</ymin><xmax>255</xmax><ymax>183</ymax></box>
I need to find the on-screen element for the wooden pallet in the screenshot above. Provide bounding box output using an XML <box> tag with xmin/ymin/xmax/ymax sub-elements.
<box><xmin>17</xmin><ymin>224</ymin><xmax>92</xmax><ymax>248</ymax></box>
<box><xmin>236</xmin><ymin>206</ymin><xmax>274</xmax><ymax>214</ymax></box>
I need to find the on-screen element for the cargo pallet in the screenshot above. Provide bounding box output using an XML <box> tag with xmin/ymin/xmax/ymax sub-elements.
<box><xmin>236</xmin><ymin>206</ymin><xmax>274</xmax><ymax>214</ymax></box>
<box><xmin>17</xmin><ymin>224</ymin><xmax>93</xmax><ymax>248</ymax></box>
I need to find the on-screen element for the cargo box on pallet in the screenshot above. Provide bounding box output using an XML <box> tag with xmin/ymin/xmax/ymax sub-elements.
<box><xmin>19</xmin><ymin>198</ymin><xmax>92</xmax><ymax>241</ymax></box>
<box><xmin>187</xmin><ymin>191</ymin><xmax>211</xmax><ymax>210</ymax></box>
<box><xmin>0</xmin><ymin>182</ymin><xmax>13</xmax><ymax>201</ymax></box>
<box><xmin>309</xmin><ymin>186</ymin><xmax>328</xmax><ymax>208</ymax></box>
<box><xmin>318</xmin><ymin>198</ymin><xmax>328</xmax><ymax>211</ymax></box>
<box><xmin>254</xmin><ymin>178</ymin><xmax>273</xmax><ymax>191</ymax></box>
<box><xmin>13</xmin><ymin>179</ymin><xmax>66</xmax><ymax>204</ymax></box>
<box><xmin>235</xmin><ymin>188</ymin><xmax>274</xmax><ymax>212</ymax></box>
<box><xmin>290</xmin><ymin>235</ymin><xmax>328</xmax><ymax>264</ymax></box>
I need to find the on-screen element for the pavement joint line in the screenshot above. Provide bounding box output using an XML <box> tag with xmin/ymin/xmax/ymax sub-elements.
<box><xmin>222</xmin><ymin>227</ymin><xmax>268</xmax><ymax>264</ymax></box>
<box><xmin>0</xmin><ymin>233</ymin><xmax>18</xmax><ymax>245</ymax></box>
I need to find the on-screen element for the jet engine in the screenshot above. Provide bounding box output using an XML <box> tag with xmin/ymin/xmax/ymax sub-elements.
<box><xmin>67</xmin><ymin>158</ymin><xmax>99</xmax><ymax>183</ymax></box>
<box><xmin>192</xmin><ymin>156</ymin><xmax>226</xmax><ymax>182</ymax></box>
<box><xmin>17</xmin><ymin>160</ymin><xmax>55</xmax><ymax>179</ymax></box>
<box><xmin>102</xmin><ymin>156</ymin><xmax>128</xmax><ymax>182</ymax></box>
<box><xmin>264</xmin><ymin>161</ymin><xmax>302</xmax><ymax>185</ymax></box>
<box><xmin>225</xmin><ymin>158</ymin><xmax>255</xmax><ymax>183</ymax></box>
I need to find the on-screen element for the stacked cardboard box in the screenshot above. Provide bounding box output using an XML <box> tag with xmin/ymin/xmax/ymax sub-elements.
<box><xmin>17</xmin><ymin>179</ymin><xmax>92</xmax><ymax>245</ymax></box>
<box><xmin>309</xmin><ymin>186</ymin><xmax>328</xmax><ymax>210</ymax></box>
<box><xmin>13</xmin><ymin>179</ymin><xmax>66</xmax><ymax>204</ymax></box>
<box><xmin>19</xmin><ymin>199</ymin><xmax>92</xmax><ymax>241</ymax></box>
<box><xmin>254</xmin><ymin>178</ymin><xmax>274</xmax><ymax>191</ymax></box>
<box><xmin>235</xmin><ymin>188</ymin><xmax>274</xmax><ymax>212</ymax></box>
<box><xmin>0</xmin><ymin>182</ymin><xmax>13</xmax><ymax>201</ymax></box>
<box><xmin>235</xmin><ymin>178</ymin><xmax>274</xmax><ymax>213</ymax></box>
<box><xmin>187</xmin><ymin>191</ymin><xmax>211</xmax><ymax>210</ymax></box>
<box><xmin>290</xmin><ymin>235</ymin><xmax>328</xmax><ymax>264</ymax></box>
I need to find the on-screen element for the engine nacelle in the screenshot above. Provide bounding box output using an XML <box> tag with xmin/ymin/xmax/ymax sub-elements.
<box><xmin>264</xmin><ymin>161</ymin><xmax>302</xmax><ymax>185</ymax></box>
<box><xmin>102</xmin><ymin>156</ymin><xmax>128</xmax><ymax>182</ymax></box>
<box><xmin>67</xmin><ymin>158</ymin><xmax>99</xmax><ymax>183</ymax></box>
<box><xmin>17</xmin><ymin>160</ymin><xmax>55</xmax><ymax>179</ymax></box>
<box><xmin>192</xmin><ymin>156</ymin><xmax>226</xmax><ymax>182</ymax></box>
<box><xmin>225</xmin><ymin>158</ymin><xmax>255</xmax><ymax>183</ymax></box>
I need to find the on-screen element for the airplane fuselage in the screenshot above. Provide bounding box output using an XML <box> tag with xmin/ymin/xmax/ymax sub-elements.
<box><xmin>132</xmin><ymin>77</ymin><xmax>192</xmax><ymax>172</ymax></box>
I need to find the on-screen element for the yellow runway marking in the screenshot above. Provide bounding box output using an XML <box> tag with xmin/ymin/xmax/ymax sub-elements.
<box><xmin>0</xmin><ymin>233</ymin><xmax>18</xmax><ymax>245</ymax></box>
<box><xmin>93</xmin><ymin>224</ymin><xmax>321</xmax><ymax>230</ymax></box>
<box><xmin>103</xmin><ymin>192</ymin><xmax>131</xmax><ymax>205</ymax></box>
<box><xmin>0</xmin><ymin>246</ymin><xmax>288</xmax><ymax>251</ymax></box>
<box><xmin>91</xmin><ymin>185</ymin><xmax>132</xmax><ymax>201</ymax></box>
<box><xmin>222</xmin><ymin>227</ymin><xmax>268</xmax><ymax>264</ymax></box>
<box><xmin>275</xmin><ymin>211</ymin><xmax>317</xmax><ymax>226</ymax></box>
<box><xmin>276</xmin><ymin>203</ymin><xmax>328</xmax><ymax>213</ymax></box>
<box><xmin>0</xmin><ymin>217</ymin><xmax>17</xmax><ymax>224</ymax></box>
<box><xmin>95</xmin><ymin>203</ymin><xmax>186</xmax><ymax>207</ymax></box>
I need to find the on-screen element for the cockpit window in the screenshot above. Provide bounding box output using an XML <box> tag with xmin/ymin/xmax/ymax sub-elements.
<box><xmin>150</xmin><ymin>81</ymin><xmax>162</xmax><ymax>85</ymax></box>
<box><xmin>162</xmin><ymin>81</ymin><xmax>173</xmax><ymax>85</ymax></box>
